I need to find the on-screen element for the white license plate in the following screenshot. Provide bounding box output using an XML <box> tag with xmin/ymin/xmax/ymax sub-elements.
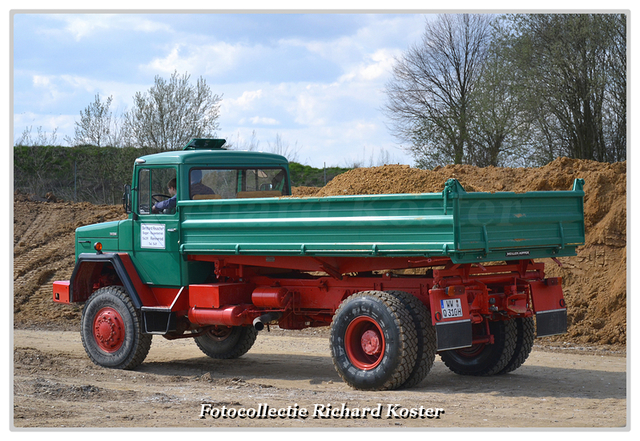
<box><xmin>440</xmin><ymin>298</ymin><xmax>463</xmax><ymax>318</ymax></box>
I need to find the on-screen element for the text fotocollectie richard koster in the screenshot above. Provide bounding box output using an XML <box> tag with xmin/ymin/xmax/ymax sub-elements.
<box><xmin>199</xmin><ymin>403</ymin><xmax>445</xmax><ymax>420</ymax></box>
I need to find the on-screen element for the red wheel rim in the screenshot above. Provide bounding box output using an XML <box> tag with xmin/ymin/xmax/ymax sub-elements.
<box><xmin>344</xmin><ymin>316</ymin><xmax>385</xmax><ymax>370</ymax></box>
<box><xmin>93</xmin><ymin>307</ymin><xmax>125</xmax><ymax>353</ymax></box>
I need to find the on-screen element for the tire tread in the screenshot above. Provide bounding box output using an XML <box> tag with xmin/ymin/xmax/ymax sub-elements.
<box><xmin>81</xmin><ymin>286</ymin><xmax>152</xmax><ymax>370</ymax></box>
<box><xmin>330</xmin><ymin>290</ymin><xmax>418</xmax><ymax>391</ymax></box>
<box><xmin>386</xmin><ymin>290</ymin><xmax>436</xmax><ymax>388</ymax></box>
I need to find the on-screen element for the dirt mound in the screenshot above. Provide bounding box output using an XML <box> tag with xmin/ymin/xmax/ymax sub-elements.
<box><xmin>13</xmin><ymin>157</ymin><xmax>626</xmax><ymax>347</ymax></box>
<box><xmin>291</xmin><ymin>186</ymin><xmax>321</xmax><ymax>197</ymax></box>
<box><xmin>13</xmin><ymin>195</ymin><xmax>127</xmax><ymax>328</ymax></box>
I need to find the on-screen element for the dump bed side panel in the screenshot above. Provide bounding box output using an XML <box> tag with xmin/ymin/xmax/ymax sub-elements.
<box><xmin>178</xmin><ymin>179</ymin><xmax>585</xmax><ymax>263</ymax></box>
<box><xmin>179</xmin><ymin>193</ymin><xmax>454</xmax><ymax>257</ymax></box>
<box><xmin>450</xmin><ymin>179</ymin><xmax>585</xmax><ymax>263</ymax></box>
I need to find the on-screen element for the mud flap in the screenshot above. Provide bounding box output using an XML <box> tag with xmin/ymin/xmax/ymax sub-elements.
<box><xmin>429</xmin><ymin>288</ymin><xmax>473</xmax><ymax>351</ymax></box>
<box><xmin>530</xmin><ymin>278</ymin><xmax>568</xmax><ymax>337</ymax></box>
<box><xmin>536</xmin><ymin>309</ymin><xmax>567</xmax><ymax>337</ymax></box>
<box><xmin>435</xmin><ymin>320</ymin><xmax>473</xmax><ymax>350</ymax></box>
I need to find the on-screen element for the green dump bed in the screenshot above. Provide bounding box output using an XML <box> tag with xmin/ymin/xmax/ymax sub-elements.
<box><xmin>178</xmin><ymin>178</ymin><xmax>585</xmax><ymax>264</ymax></box>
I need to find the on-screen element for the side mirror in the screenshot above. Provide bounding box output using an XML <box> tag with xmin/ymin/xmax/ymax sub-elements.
<box><xmin>122</xmin><ymin>184</ymin><xmax>132</xmax><ymax>214</ymax></box>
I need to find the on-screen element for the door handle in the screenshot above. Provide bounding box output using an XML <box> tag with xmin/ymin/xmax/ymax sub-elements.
<box><xmin>167</xmin><ymin>228</ymin><xmax>177</xmax><ymax>232</ymax></box>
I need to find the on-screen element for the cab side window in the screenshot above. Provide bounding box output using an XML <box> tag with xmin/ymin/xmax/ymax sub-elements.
<box><xmin>188</xmin><ymin>167</ymin><xmax>289</xmax><ymax>200</ymax></box>
<box><xmin>137</xmin><ymin>168</ymin><xmax>177</xmax><ymax>215</ymax></box>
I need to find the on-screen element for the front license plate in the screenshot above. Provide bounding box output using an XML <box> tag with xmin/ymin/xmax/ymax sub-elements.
<box><xmin>440</xmin><ymin>298</ymin><xmax>463</xmax><ymax>319</ymax></box>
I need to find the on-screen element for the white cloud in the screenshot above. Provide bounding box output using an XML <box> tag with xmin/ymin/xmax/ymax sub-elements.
<box><xmin>228</xmin><ymin>89</ymin><xmax>264</xmax><ymax>109</ymax></box>
<box><xmin>46</xmin><ymin>14</ymin><xmax>173</xmax><ymax>41</ymax></box>
<box><xmin>141</xmin><ymin>41</ymin><xmax>258</xmax><ymax>77</ymax></box>
<box><xmin>279</xmin><ymin>36</ymin><xmax>359</xmax><ymax>76</ymax></box>
<box><xmin>249</xmin><ymin>116</ymin><xmax>279</xmax><ymax>125</ymax></box>
<box><xmin>31</xmin><ymin>73</ymin><xmax>129</xmax><ymax>102</ymax></box>
<box><xmin>16</xmin><ymin>72</ymin><xmax>143</xmax><ymax>136</ymax></box>
<box><xmin>292</xmin><ymin>87</ymin><xmax>326</xmax><ymax>126</ymax></box>
<box><xmin>59</xmin><ymin>74</ymin><xmax>99</xmax><ymax>93</ymax></box>
<box><xmin>61</xmin><ymin>15</ymin><xmax>111</xmax><ymax>40</ymax></box>
<box><xmin>278</xmin><ymin>15</ymin><xmax>420</xmax><ymax>81</ymax></box>
<box><xmin>32</xmin><ymin>75</ymin><xmax>51</xmax><ymax>88</ymax></box>
<box><xmin>221</xmin><ymin>88</ymin><xmax>270</xmax><ymax>127</ymax></box>
<box><xmin>338</xmin><ymin>48</ymin><xmax>400</xmax><ymax>83</ymax></box>
<box><xmin>29</xmin><ymin>74</ymin><xmax>66</xmax><ymax>107</ymax></box>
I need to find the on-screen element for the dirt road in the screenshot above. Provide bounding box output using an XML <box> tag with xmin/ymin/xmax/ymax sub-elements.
<box><xmin>12</xmin><ymin>327</ymin><xmax>626</xmax><ymax>429</ymax></box>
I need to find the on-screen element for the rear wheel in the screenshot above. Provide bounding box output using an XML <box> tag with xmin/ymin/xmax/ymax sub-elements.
<box><xmin>440</xmin><ymin>319</ymin><xmax>517</xmax><ymax>376</ymax></box>
<box><xmin>194</xmin><ymin>325</ymin><xmax>258</xmax><ymax>359</ymax></box>
<box><xmin>498</xmin><ymin>316</ymin><xmax>535</xmax><ymax>374</ymax></box>
<box><xmin>330</xmin><ymin>291</ymin><xmax>418</xmax><ymax>391</ymax></box>
<box><xmin>80</xmin><ymin>286</ymin><xmax>152</xmax><ymax>370</ymax></box>
<box><xmin>386</xmin><ymin>291</ymin><xmax>436</xmax><ymax>388</ymax></box>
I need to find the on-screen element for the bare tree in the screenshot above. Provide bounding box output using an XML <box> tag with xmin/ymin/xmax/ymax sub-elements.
<box><xmin>226</xmin><ymin>130</ymin><xmax>261</xmax><ymax>151</ymax></box>
<box><xmin>66</xmin><ymin>94</ymin><xmax>115</xmax><ymax>147</ymax></box>
<box><xmin>16</xmin><ymin>125</ymin><xmax>58</xmax><ymax>146</ymax></box>
<box><xmin>384</xmin><ymin>14</ymin><xmax>493</xmax><ymax>167</ymax></box>
<box><xmin>267</xmin><ymin>133</ymin><xmax>300</xmax><ymax>163</ymax></box>
<box><xmin>227</xmin><ymin>131</ymin><xmax>301</xmax><ymax>163</ymax></box>
<box><xmin>342</xmin><ymin>147</ymin><xmax>398</xmax><ymax>168</ymax></box>
<box><xmin>124</xmin><ymin>71</ymin><xmax>222</xmax><ymax>150</ymax></box>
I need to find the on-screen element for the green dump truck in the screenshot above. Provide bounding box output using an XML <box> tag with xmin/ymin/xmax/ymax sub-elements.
<box><xmin>53</xmin><ymin>138</ymin><xmax>585</xmax><ymax>391</ymax></box>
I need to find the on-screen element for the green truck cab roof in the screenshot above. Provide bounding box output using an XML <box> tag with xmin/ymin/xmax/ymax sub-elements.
<box><xmin>134</xmin><ymin>138</ymin><xmax>290</xmax><ymax>168</ymax></box>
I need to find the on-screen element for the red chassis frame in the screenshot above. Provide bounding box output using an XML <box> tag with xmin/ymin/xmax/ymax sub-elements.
<box><xmin>176</xmin><ymin>255</ymin><xmax>556</xmax><ymax>331</ymax></box>
<box><xmin>55</xmin><ymin>253</ymin><xmax>563</xmax><ymax>336</ymax></box>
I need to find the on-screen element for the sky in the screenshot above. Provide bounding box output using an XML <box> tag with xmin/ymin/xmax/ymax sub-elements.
<box><xmin>11</xmin><ymin>11</ymin><xmax>432</xmax><ymax>168</ymax></box>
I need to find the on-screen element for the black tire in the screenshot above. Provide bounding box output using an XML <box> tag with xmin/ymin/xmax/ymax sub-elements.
<box><xmin>440</xmin><ymin>319</ymin><xmax>517</xmax><ymax>376</ymax></box>
<box><xmin>386</xmin><ymin>291</ymin><xmax>436</xmax><ymax>388</ymax></box>
<box><xmin>80</xmin><ymin>286</ymin><xmax>152</xmax><ymax>370</ymax></box>
<box><xmin>498</xmin><ymin>316</ymin><xmax>535</xmax><ymax>374</ymax></box>
<box><xmin>194</xmin><ymin>326</ymin><xmax>258</xmax><ymax>359</ymax></box>
<box><xmin>330</xmin><ymin>291</ymin><xmax>418</xmax><ymax>391</ymax></box>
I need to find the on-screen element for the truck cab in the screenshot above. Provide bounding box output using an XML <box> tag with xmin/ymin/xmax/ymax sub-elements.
<box><xmin>76</xmin><ymin>138</ymin><xmax>291</xmax><ymax>287</ymax></box>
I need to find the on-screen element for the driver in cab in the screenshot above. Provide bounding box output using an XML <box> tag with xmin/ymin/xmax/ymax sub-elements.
<box><xmin>152</xmin><ymin>178</ymin><xmax>176</xmax><ymax>213</ymax></box>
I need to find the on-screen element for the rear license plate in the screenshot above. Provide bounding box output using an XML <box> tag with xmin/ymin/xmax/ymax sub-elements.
<box><xmin>440</xmin><ymin>298</ymin><xmax>463</xmax><ymax>319</ymax></box>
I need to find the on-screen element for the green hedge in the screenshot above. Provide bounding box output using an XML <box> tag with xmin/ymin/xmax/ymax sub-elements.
<box><xmin>14</xmin><ymin>145</ymin><xmax>350</xmax><ymax>204</ymax></box>
<box><xmin>14</xmin><ymin>145</ymin><xmax>163</xmax><ymax>204</ymax></box>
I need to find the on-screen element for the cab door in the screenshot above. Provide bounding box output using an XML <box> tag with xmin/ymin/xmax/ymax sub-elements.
<box><xmin>132</xmin><ymin>167</ymin><xmax>182</xmax><ymax>287</ymax></box>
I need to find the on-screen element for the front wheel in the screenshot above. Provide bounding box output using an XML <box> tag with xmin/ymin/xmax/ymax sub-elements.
<box><xmin>80</xmin><ymin>286</ymin><xmax>152</xmax><ymax>370</ymax></box>
<box><xmin>330</xmin><ymin>291</ymin><xmax>418</xmax><ymax>391</ymax></box>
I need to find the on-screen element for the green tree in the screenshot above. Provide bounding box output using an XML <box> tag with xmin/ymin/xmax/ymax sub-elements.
<box><xmin>466</xmin><ymin>19</ymin><xmax>534</xmax><ymax>167</ymax></box>
<box><xmin>503</xmin><ymin>13</ymin><xmax>626</xmax><ymax>163</ymax></box>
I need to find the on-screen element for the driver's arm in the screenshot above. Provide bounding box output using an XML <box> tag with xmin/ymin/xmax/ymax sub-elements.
<box><xmin>153</xmin><ymin>195</ymin><xmax>176</xmax><ymax>213</ymax></box>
